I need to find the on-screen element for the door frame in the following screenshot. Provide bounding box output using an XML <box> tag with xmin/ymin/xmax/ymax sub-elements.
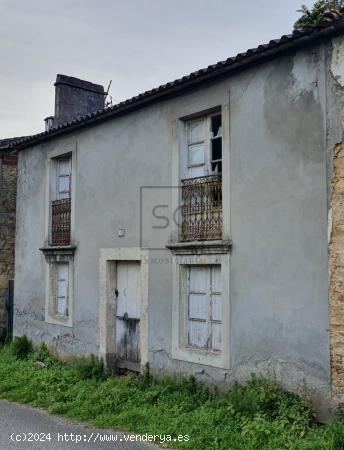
<box><xmin>99</xmin><ymin>248</ymin><xmax>149</xmax><ymax>371</ymax></box>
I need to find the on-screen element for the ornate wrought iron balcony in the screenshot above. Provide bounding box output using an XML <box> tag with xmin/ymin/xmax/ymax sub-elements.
<box><xmin>51</xmin><ymin>198</ymin><xmax>71</xmax><ymax>246</ymax></box>
<box><xmin>181</xmin><ymin>174</ymin><xmax>222</xmax><ymax>242</ymax></box>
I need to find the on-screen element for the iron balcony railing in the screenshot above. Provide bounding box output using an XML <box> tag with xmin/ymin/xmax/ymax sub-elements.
<box><xmin>51</xmin><ymin>198</ymin><xmax>71</xmax><ymax>246</ymax></box>
<box><xmin>181</xmin><ymin>174</ymin><xmax>222</xmax><ymax>242</ymax></box>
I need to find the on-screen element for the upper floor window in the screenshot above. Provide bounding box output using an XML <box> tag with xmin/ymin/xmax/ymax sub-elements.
<box><xmin>181</xmin><ymin>112</ymin><xmax>222</xmax><ymax>242</ymax></box>
<box><xmin>51</xmin><ymin>154</ymin><xmax>72</xmax><ymax>246</ymax></box>
<box><xmin>186</xmin><ymin>113</ymin><xmax>222</xmax><ymax>178</ymax></box>
<box><xmin>57</xmin><ymin>157</ymin><xmax>72</xmax><ymax>200</ymax></box>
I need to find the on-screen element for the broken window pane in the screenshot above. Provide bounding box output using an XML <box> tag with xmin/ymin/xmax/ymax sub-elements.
<box><xmin>211</xmin><ymin>137</ymin><xmax>222</xmax><ymax>161</ymax></box>
<box><xmin>211</xmin><ymin>114</ymin><xmax>222</xmax><ymax>138</ymax></box>
<box><xmin>211</xmin><ymin>161</ymin><xmax>222</xmax><ymax>174</ymax></box>
<box><xmin>211</xmin><ymin>114</ymin><xmax>222</xmax><ymax>174</ymax></box>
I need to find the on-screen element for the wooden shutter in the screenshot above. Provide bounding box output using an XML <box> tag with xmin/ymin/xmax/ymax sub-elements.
<box><xmin>56</xmin><ymin>262</ymin><xmax>69</xmax><ymax>316</ymax></box>
<box><xmin>57</xmin><ymin>157</ymin><xmax>72</xmax><ymax>200</ymax></box>
<box><xmin>187</xmin><ymin>265</ymin><xmax>222</xmax><ymax>350</ymax></box>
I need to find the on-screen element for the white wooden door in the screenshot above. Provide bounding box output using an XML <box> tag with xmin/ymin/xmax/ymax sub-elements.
<box><xmin>115</xmin><ymin>261</ymin><xmax>141</xmax><ymax>370</ymax></box>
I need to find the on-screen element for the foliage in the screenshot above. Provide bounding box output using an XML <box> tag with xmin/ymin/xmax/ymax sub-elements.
<box><xmin>2</xmin><ymin>343</ymin><xmax>344</xmax><ymax>449</ymax></box>
<box><xmin>137</xmin><ymin>362</ymin><xmax>153</xmax><ymax>388</ymax></box>
<box><xmin>0</xmin><ymin>330</ymin><xmax>7</xmax><ymax>346</ymax></box>
<box><xmin>32</xmin><ymin>342</ymin><xmax>62</xmax><ymax>369</ymax></box>
<box><xmin>72</xmin><ymin>354</ymin><xmax>105</xmax><ymax>381</ymax></box>
<box><xmin>294</xmin><ymin>0</ymin><xmax>344</xmax><ymax>30</ymax></box>
<box><xmin>10</xmin><ymin>335</ymin><xmax>33</xmax><ymax>359</ymax></box>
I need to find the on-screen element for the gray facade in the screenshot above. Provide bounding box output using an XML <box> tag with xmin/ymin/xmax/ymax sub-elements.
<box><xmin>12</xmin><ymin>27</ymin><xmax>344</xmax><ymax>412</ymax></box>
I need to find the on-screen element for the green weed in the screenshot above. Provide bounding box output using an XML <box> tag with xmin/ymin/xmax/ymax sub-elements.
<box><xmin>72</xmin><ymin>354</ymin><xmax>105</xmax><ymax>381</ymax></box>
<box><xmin>10</xmin><ymin>335</ymin><xmax>33</xmax><ymax>359</ymax></box>
<box><xmin>0</xmin><ymin>343</ymin><xmax>343</xmax><ymax>449</ymax></box>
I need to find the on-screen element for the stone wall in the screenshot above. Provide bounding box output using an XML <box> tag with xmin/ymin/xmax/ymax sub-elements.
<box><xmin>329</xmin><ymin>118</ymin><xmax>344</xmax><ymax>399</ymax></box>
<box><xmin>0</xmin><ymin>153</ymin><xmax>17</xmax><ymax>338</ymax></box>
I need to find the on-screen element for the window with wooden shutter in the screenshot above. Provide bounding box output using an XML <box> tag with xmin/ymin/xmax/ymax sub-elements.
<box><xmin>51</xmin><ymin>155</ymin><xmax>72</xmax><ymax>246</ymax></box>
<box><xmin>181</xmin><ymin>113</ymin><xmax>222</xmax><ymax>242</ymax></box>
<box><xmin>187</xmin><ymin>265</ymin><xmax>222</xmax><ymax>351</ymax></box>
<box><xmin>57</xmin><ymin>157</ymin><xmax>72</xmax><ymax>200</ymax></box>
<box><xmin>55</xmin><ymin>262</ymin><xmax>69</xmax><ymax>317</ymax></box>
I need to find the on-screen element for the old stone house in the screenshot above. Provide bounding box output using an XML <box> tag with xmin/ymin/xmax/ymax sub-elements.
<box><xmin>10</xmin><ymin>12</ymin><xmax>344</xmax><ymax>412</ymax></box>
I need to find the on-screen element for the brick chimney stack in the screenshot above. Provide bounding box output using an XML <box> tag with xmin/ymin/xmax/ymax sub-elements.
<box><xmin>53</xmin><ymin>74</ymin><xmax>105</xmax><ymax>126</ymax></box>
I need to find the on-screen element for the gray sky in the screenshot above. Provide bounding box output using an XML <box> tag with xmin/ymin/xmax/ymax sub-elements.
<box><xmin>0</xmin><ymin>0</ymin><xmax>314</xmax><ymax>139</ymax></box>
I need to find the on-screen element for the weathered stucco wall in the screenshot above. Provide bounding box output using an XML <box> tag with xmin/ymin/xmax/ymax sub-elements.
<box><xmin>0</xmin><ymin>154</ymin><xmax>16</xmax><ymax>338</ymax></box>
<box><xmin>14</xmin><ymin>40</ymin><xmax>333</xmax><ymax>408</ymax></box>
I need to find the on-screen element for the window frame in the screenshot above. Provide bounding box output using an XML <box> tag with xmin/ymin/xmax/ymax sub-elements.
<box><xmin>185</xmin><ymin>112</ymin><xmax>222</xmax><ymax>179</ymax></box>
<box><xmin>45</xmin><ymin>254</ymin><xmax>74</xmax><ymax>327</ymax></box>
<box><xmin>55</xmin><ymin>261</ymin><xmax>69</xmax><ymax>317</ymax></box>
<box><xmin>56</xmin><ymin>157</ymin><xmax>72</xmax><ymax>200</ymax></box>
<box><xmin>45</xmin><ymin>146</ymin><xmax>76</xmax><ymax>248</ymax></box>
<box><xmin>171</xmin><ymin>253</ymin><xmax>230</xmax><ymax>369</ymax></box>
<box><xmin>187</xmin><ymin>265</ymin><xmax>222</xmax><ymax>351</ymax></box>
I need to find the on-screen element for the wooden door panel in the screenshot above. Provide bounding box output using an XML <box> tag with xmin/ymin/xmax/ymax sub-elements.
<box><xmin>115</xmin><ymin>261</ymin><xmax>141</xmax><ymax>369</ymax></box>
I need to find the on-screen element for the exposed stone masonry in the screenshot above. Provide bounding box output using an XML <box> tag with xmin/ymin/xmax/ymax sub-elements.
<box><xmin>0</xmin><ymin>154</ymin><xmax>16</xmax><ymax>338</ymax></box>
<box><xmin>329</xmin><ymin>120</ymin><xmax>344</xmax><ymax>397</ymax></box>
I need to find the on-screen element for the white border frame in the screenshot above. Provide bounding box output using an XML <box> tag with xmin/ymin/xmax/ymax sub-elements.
<box><xmin>99</xmin><ymin>247</ymin><xmax>149</xmax><ymax>370</ymax></box>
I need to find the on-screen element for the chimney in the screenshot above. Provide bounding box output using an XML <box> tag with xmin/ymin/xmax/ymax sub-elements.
<box><xmin>53</xmin><ymin>74</ymin><xmax>105</xmax><ymax>126</ymax></box>
<box><xmin>44</xmin><ymin>116</ymin><xmax>54</xmax><ymax>132</ymax></box>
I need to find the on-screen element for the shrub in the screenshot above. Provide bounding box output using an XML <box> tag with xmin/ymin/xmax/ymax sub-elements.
<box><xmin>330</xmin><ymin>423</ymin><xmax>344</xmax><ymax>450</ymax></box>
<box><xmin>0</xmin><ymin>330</ymin><xmax>7</xmax><ymax>346</ymax></box>
<box><xmin>72</xmin><ymin>354</ymin><xmax>105</xmax><ymax>380</ymax></box>
<box><xmin>32</xmin><ymin>342</ymin><xmax>61</xmax><ymax>369</ymax></box>
<box><xmin>10</xmin><ymin>335</ymin><xmax>33</xmax><ymax>360</ymax></box>
<box><xmin>226</xmin><ymin>378</ymin><xmax>313</xmax><ymax>429</ymax></box>
<box><xmin>137</xmin><ymin>362</ymin><xmax>153</xmax><ymax>388</ymax></box>
<box><xmin>180</xmin><ymin>375</ymin><xmax>213</xmax><ymax>399</ymax></box>
<box><xmin>294</xmin><ymin>1</ymin><xmax>344</xmax><ymax>30</ymax></box>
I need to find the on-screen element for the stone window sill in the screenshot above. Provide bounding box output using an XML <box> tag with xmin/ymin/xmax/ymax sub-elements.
<box><xmin>172</xmin><ymin>345</ymin><xmax>228</xmax><ymax>369</ymax></box>
<box><xmin>166</xmin><ymin>240</ymin><xmax>231</xmax><ymax>255</ymax></box>
<box><xmin>39</xmin><ymin>245</ymin><xmax>77</xmax><ymax>256</ymax></box>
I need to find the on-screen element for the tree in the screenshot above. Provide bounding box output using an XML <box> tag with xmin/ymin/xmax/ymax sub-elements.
<box><xmin>294</xmin><ymin>0</ymin><xmax>344</xmax><ymax>30</ymax></box>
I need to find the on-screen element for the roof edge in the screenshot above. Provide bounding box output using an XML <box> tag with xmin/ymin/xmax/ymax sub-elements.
<box><xmin>11</xmin><ymin>20</ymin><xmax>344</xmax><ymax>151</ymax></box>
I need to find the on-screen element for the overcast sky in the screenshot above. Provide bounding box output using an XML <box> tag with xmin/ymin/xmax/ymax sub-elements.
<box><xmin>0</xmin><ymin>0</ymin><xmax>314</xmax><ymax>139</ymax></box>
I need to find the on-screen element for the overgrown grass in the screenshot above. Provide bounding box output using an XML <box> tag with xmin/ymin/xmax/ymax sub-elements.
<box><xmin>10</xmin><ymin>335</ymin><xmax>33</xmax><ymax>359</ymax></box>
<box><xmin>1</xmin><ymin>342</ymin><xmax>344</xmax><ymax>449</ymax></box>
